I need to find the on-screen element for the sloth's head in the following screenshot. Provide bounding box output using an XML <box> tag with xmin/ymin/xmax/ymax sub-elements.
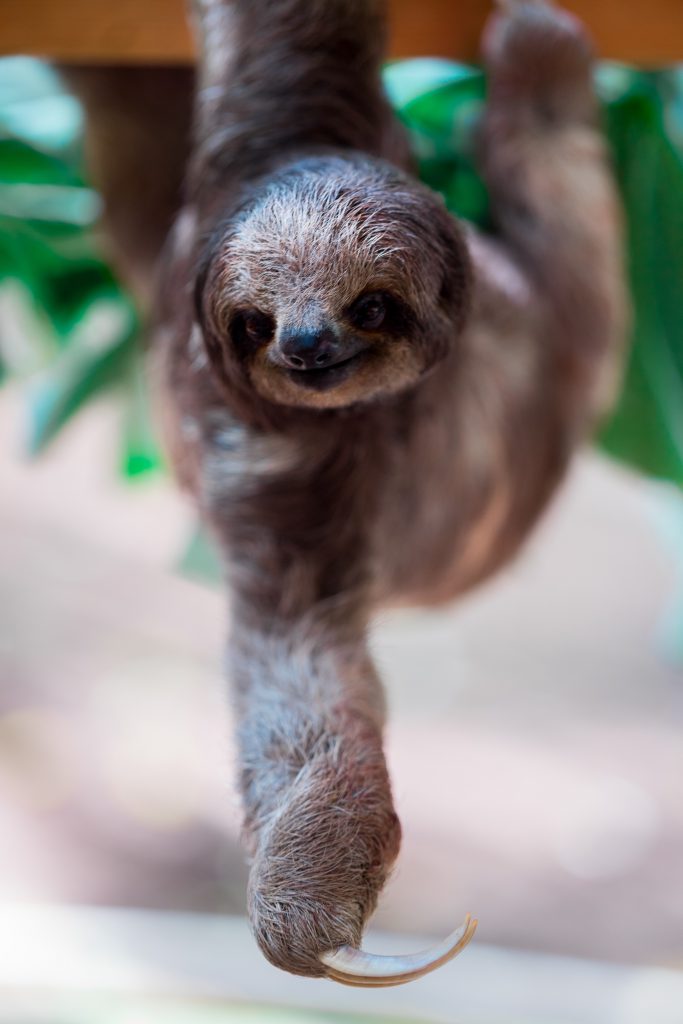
<box><xmin>195</xmin><ymin>157</ymin><xmax>472</xmax><ymax>411</ymax></box>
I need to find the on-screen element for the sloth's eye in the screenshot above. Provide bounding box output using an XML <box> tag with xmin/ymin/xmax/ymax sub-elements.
<box><xmin>243</xmin><ymin>310</ymin><xmax>275</xmax><ymax>344</ymax></box>
<box><xmin>350</xmin><ymin>292</ymin><xmax>387</xmax><ymax>331</ymax></box>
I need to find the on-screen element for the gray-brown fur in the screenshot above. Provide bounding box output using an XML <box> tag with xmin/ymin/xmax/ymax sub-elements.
<box><xmin>65</xmin><ymin>0</ymin><xmax>627</xmax><ymax>978</ymax></box>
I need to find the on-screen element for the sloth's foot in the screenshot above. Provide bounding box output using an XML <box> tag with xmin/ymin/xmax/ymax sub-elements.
<box><xmin>483</xmin><ymin>0</ymin><xmax>595</xmax><ymax>123</ymax></box>
<box><xmin>246</xmin><ymin>727</ymin><xmax>401</xmax><ymax>977</ymax></box>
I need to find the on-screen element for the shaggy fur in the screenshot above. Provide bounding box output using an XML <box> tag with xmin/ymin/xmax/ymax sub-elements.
<box><xmin>66</xmin><ymin>0</ymin><xmax>627</xmax><ymax>978</ymax></box>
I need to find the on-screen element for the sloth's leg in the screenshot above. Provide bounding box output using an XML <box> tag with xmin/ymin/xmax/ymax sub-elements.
<box><xmin>478</xmin><ymin>0</ymin><xmax>628</xmax><ymax>422</ymax></box>
<box><xmin>58</xmin><ymin>66</ymin><xmax>193</xmax><ymax>307</ymax></box>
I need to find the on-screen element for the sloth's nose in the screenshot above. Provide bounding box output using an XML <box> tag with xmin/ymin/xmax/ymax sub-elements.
<box><xmin>278</xmin><ymin>327</ymin><xmax>342</xmax><ymax>371</ymax></box>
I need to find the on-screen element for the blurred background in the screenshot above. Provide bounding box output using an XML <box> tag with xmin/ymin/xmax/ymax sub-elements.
<box><xmin>1</xmin><ymin>10</ymin><xmax>683</xmax><ymax>1024</ymax></box>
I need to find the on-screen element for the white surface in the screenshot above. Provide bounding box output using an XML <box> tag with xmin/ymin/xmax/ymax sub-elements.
<box><xmin>1</xmin><ymin>904</ymin><xmax>683</xmax><ymax>1024</ymax></box>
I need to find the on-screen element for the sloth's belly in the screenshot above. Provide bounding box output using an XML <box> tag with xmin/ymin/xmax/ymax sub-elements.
<box><xmin>371</xmin><ymin>342</ymin><xmax>566</xmax><ymax>610</ymax></box>
<box><xmin>373</xmin><ymin>472</ymin><xmax>517</xmax><ymax>610</ymax></box>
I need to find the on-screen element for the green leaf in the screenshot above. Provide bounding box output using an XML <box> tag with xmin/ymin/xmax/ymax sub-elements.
<box><xmin>598</xmin><ymin>73</ymin><xmax>683</xmax><ymax>486</ymax></box>
<box><xmin>0</xmin><ymin>278</ymin><xmax>58</xmax><ymax>377</ymax></box>
<box><xmin>0</xmin><ymin>56</ymin><xmax>82</xmax><ymax>151</ymax></box>
<box><xmin>0</xmin><ymin>137</ymin><xmax>83</xmax><ymax>187</ymax></box>
<box><xmin>0</xmin><ymin>182</ymin><xmax>100</xmax><ymax>226</ymax></box>
<box><xmin>0</xmin><ymin>214</ymin><xmax>121</xmax><ymax>344</ymax></box>
<box><xmin>385</xmin><ymin>62</ymin><xmax>490</xmax><ymax>225</ymax></box>
<box><xmin>383</xmin><ymin>58</ymin><xmax>479</xmax><ymax>109</ymax></box>
<box><xmin>27</xmin><ymin>298</ymin><xmax>137</xmax><ymax>453</ymax></box>
<box><xmin>39</xmin><ymin>261</ymin><xmax>120</xmax><ymax>340</ymax></box>
<box><xmin>121</xmin><ymin>353</ymin><xmax>164</xmax><ymax>478</ymax></box>
<box><xmin>177</xmin><ymin>524</ymin><xmax>223</xmax><ymax>587</ymax></box>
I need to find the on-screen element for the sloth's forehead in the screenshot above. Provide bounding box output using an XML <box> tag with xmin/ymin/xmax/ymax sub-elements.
<box><xmin>233</xmin><ymin>198</ymin><xmax>406</xmax><ymax>263</ymax></box>
<box><xmin>226</xmin><ymin>196</ymin><xmax>416</xmax><ymax>307</ymax></box>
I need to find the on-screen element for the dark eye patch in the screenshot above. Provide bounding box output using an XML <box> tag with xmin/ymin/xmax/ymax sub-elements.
<box><xmin>231</xmin><ymin>309</ymin><xmax>276</xmax><ymax>350</ymax></box>
<box><xmin>346</xmin><ymin>290</ymin><xmax>415</xmax><ymax>336</ymax></box>
<box><xmin>349</xmin><ymin>292</ymin><xmax>386</xmax><ymax>330</ymax></box>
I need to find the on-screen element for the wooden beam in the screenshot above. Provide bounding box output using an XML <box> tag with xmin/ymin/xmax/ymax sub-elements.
<box><xmin>1</xmin><ymin>0</ymin><xmax>682</xmax><ymax>66</ymax></box>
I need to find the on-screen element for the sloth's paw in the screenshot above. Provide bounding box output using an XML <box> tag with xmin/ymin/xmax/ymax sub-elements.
<box><xmin>483</xmin><ymin>1</ymin><xmax>594</xmax><ymax>119</ymax></box>
<box><xmin>246</xmin><ymin>746</ymin><xmax>401</xmax><ymax>977</ymax></box>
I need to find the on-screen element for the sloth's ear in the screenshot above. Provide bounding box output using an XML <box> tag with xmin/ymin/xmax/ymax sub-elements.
<box><xmin>193</xmin><ymin>249</ymin><xmax>213</xmax><ymax>327</ymax></box>
<box><xmin>191</xmin><ymin>252</ymin><xmax>231</xmax><ymax>384</ymax></box>
<box><xmin>412</xmin><ymin>212</ymin><xmax>473</xmax><ymax>373</ymax></box>
<box><xmin>437</xmin><ymin>216</ymin><xmax>473</xmax><ymax>332</ymax></box>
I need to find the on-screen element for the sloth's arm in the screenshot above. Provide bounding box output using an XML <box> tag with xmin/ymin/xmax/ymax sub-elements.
<box><xmin>428</xmin><ymin>1</ymin><xmax>630</xmax><ymax>590</ymax></box>
<box><xmin>199</xmin><ymin>426</ymin><xmax>400</xmax><ymax>978</ymax></box>
<box><xmin>474</xmin><ymin>2</ymin><xmax>627</xmax><ymax>427</ymax></box>
<box><xmin>188</xmin><ymin>0</ymin><xmax>405</xmax><ymax>198</ymax></box>
<box><xmin>230</xmin><ymin>614</ymin><xmax>400</xmax><ymax>978</ymax></box>
<box><xmin>379</xmin><ymin>4</ymin><xmax>628</xmax><ymax>605</ymax></box>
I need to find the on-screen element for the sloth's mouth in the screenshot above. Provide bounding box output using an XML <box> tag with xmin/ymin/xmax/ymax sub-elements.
<box><xmin>286</xmin><ymin>350</ymin><xmax>368</xmax><ymax>391</ymax></box>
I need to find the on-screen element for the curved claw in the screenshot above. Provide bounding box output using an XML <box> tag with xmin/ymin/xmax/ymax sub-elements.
<box><xmin>320</xmin><ymin>914</ymin><xmax>477</xmax><ymax>988</ymax></box>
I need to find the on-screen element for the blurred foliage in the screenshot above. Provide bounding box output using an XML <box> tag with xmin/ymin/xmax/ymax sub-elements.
<box><xmin>1</xmin><ymin>56</ymin><xmax>683</xmax><ymax>488</ymax></box>
<box><xmin>383</xmin><ymin>59</ymin><xmax>683</xmax><ymax>488</ymax></box>
<box><xmin>0</xmin><ymin>57</ymin><xmax>159</xmax><ymax>476</ymax></box>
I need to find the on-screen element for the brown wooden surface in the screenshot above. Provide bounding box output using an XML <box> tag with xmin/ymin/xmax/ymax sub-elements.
<box><xmin>1</xmin><ymin>0</ymin><xmax>682</xmax><ymax>66</ymax></box>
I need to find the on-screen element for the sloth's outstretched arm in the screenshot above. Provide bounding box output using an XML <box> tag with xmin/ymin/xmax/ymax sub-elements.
<box><xmin>231</xmin><ymin>612</ymin><xmax>400</xmax><ymax>978</ymax></box>
<box><xmin>201</xmin><ymin>430</ymin><xmax>400</xmax><ymax>978</ymax></box>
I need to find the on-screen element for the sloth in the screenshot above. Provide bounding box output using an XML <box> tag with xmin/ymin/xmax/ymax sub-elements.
<box><xmin>65</xmin><ymin>0</ymin><xmax>627</xmax><ymax>985</ymax></box>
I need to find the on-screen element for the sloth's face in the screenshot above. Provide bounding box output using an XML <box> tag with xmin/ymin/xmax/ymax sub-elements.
<box><xmin>196</xmin><ymin>159</ymin><xmax>471</xmax><ymax>410</ymax></box>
